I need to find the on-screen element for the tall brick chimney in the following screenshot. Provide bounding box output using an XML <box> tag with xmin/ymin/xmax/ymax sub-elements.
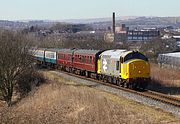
<box><xmin>112</xmin><ymin>12</ymin><xmax>115</xmax><ymax>34</ymax></box>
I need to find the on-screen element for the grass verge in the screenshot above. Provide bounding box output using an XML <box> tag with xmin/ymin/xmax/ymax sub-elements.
<box><xmin>0</xmin><ymin>70</ymin><xmax>179</xmax><ymax>123</ymax></box>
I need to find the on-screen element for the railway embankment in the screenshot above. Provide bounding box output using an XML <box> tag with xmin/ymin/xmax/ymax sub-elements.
<box><xmin>1</xmin><ymin>70</ymin><xmax>179</xmax><ymax>123</ymax></box>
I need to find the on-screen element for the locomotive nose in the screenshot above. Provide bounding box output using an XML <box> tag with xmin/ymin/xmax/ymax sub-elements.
<box><xmin>128</xmin><ymin>60</ymin><xmax>150</xmax><ymax>78</ymax></box>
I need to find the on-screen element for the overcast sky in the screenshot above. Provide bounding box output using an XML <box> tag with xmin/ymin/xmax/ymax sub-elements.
<box><xmin>0</xmin><ymin>0</ymin><xmax>179</xmax><ymax>20</ymax></box>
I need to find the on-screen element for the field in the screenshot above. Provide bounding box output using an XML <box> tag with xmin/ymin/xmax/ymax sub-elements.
<box><xmin>150</xmin><ymin>63</ymin><xmax>180</xmax><ymax>95</ymax></box>
<box><xmin>0</xmin><ymin>71</ymin><xmax>179</xmax><ymax>124</ymax></box>
<box><xmin>151</xmin><ymin>63</ymin><xmax>180</xmax><ymax>87</ymax></box>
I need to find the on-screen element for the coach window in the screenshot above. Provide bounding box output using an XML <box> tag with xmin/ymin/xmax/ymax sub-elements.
<box><xmin>75</xmin><ymin>55</ymin><xmax>76</xmax><ymax>61</ymax></box>
<box><xmin>76</xmin><ymin>55</ymin><xmax>78</xmax><ymax>61</ymax></box>
<box><xmin>80</xmin><ymin>56</ymin><xmax>82</xmax><ymax>62</ymax></box>
<box><xmin>116</xmin><ymin>61</ymin><xmax>120</xmax><ymax>70</ymax></box>
<box><xmin>79</xmin><ymin>55</ymin><xmax>82</xmax><ymax>62</ymax></box>
<box><xmin>90</xmin><ymin>56</ymin><xmax>92</xmax><ymax>63</ymax></box>
<box><xmin>87</xmin><ymin>56</ymin><xmax>89</xmax><ymax>63</ymax></box>
<box><xmin>50</xmin><ymin>54</ymin><xmax>53</xmax><ymax>58</ymax></box>
<box><xmin>69</xmin><ymin>55</ymin><xmax>71</xmax><ymax>60</ymax></box>
<box><xmin>84</xmin><ymin>56</ymin><xmax>86</xmax><ymax>63</ymax></box>
<box><xmin>82</xmin><ymin>56</ymin><xmax>84</xmax><ymax>62</ymax></box>
<box><xmin>84</xmin><ymin>56</ymin><xmax>85</xmax><ymax>62</ymax></box>
<box><xmin>68</xmin><ymin>55</ymin><xmax>70</xmax><ymax>60</ymax></box>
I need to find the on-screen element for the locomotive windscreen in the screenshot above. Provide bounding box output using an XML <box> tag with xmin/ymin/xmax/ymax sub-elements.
<box><xmin>124</xmin><ymin>52</ymin><xmax>148</xmax><ymax>62</ymax></box>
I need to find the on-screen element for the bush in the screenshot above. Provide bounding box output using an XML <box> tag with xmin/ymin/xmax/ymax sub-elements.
<box><xmin>16</xmin><ymin>71</ymin><xmax>45</xmax><ymax>97</ymax></box>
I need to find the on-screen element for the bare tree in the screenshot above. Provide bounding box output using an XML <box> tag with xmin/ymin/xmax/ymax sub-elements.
<box><xmin>0</xmin><ymin>30</ymin><xmax>34</xmax><ymax>106</ymax></box>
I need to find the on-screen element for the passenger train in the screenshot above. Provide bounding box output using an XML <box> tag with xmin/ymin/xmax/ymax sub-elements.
<box><xmin>32</xmin><ymin>48</ymin><xmax>150</xmax><ymax>89</ymax></box>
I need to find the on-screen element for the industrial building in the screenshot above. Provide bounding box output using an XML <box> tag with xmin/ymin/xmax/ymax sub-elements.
<box><xmin>127</xmin><ymin>29</ymin><xmax>160</xmax><ymax>41</ymax></box>
<box><xmin>104</xmin><ymin>12</ymin><xmax>160</xmax><ymax>43</ymax></box>
<box><xmin>158</xmin><ymin>52</ymin><xmax>180</xmax><ymax>69</ymax></box>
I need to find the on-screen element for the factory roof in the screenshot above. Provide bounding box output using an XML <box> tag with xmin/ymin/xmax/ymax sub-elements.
<box><xmin>160</xmin><ymin>52</ymin><xmax>180</xmax><ymax>58</ymax></box>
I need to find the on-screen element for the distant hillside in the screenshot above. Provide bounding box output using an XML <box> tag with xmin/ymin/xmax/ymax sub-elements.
<box><xmin>60</xmin><ymin>16</ymin><xmax>138</xmax><ymax>24</ymax></box>
<box><xmin>90</xmin><ymin>16</ymin><xmax>180</xmax><ymax>29</ymax></box>
<box><xmin>0</xmin><ymin>20</ymin><xmax>55</xmax><ymax>29</ymax></box>
<box><xmin>0</xmin><ymin>16</ymin><xmax>180</xmax><ymax>29</ymax></box>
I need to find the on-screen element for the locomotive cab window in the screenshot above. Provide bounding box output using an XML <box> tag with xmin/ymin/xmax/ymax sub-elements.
<box><xmin>124</xmin><ymin>52</ymin><xmax>148</xmax><ymax>62</ymax></box>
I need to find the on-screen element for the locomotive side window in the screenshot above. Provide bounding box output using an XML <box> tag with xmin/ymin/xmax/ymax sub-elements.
<box><xmin>120</xmin><ymin>57</ymin><xmax>123</xmax><ymax>63</ymax></box>
<box><xmin>124</xmin><ymin>52</ymin><xmax>148</xmax><ymax>62</ymax></box>
<box><xmin>116</xmin><ymin>61</ymin><xmax>120</xmax><ymax>70</ymax></box>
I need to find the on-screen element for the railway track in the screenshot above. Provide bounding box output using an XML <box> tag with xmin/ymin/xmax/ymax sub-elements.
<box><xmin>142</xmin><ymin>91</ymin><xmax>180</xmax><ymax>107</ymax></box>
<box><xmin>57</xmin><ymin>70</ymin><xmax>180</xmax><ymax>108</ymax></box>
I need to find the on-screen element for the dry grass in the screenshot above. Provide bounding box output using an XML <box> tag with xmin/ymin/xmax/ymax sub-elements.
<box><xmin>151</xmin><ymin>63</ymin><xmax>180</xmax><ymax>87</ymax></box>
<box><xmin>149</xmin><ymin>63</ymin><xmax>180</xmax><ymax>95</ymax></box>
<box><xmin>0</xmin><ymin>71</ymin><xmax>179</xmax><ymax>124</ymax></box>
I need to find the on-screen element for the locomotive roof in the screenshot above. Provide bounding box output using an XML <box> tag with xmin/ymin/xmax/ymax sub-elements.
<box><xmin>101</xmin><ymin>50</ymin><xmax>146</xmax><ymax>60</ymax></box>
<box><xmin>120</xmin><ymin>51</ymin><xmax>134</xmax><ymax>58</ymax></box>
<box><xmin>101</xmin><ymin>49</ymin><xmax>127</xmax><ymax>59</ymax></box>
<box><xmin>74</xmin><ymin>49</ymin><xmax>102</xmax><ymax>55</ymax></box>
